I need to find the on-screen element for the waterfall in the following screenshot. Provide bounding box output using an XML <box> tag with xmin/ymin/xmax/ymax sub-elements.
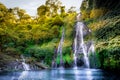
<box><xmin>22</xmin><ymin>62</ymin><xmax>30</xmax><ymax>71</ymax></box>
<box><xmin>57</xmin><ymin>28</ymin><xmax>65</xmax><ymax>68</ymax></box>
<box><xmin>73</xmin><ymin>14</ymin><xmax>92</xmax><ymax>68</ymax></box>
<box><xmin>88</xmin><ymin>42</ymin><xmax>95</xmax><ymax>54</ymax></box>
<box><xmin>21</xmin><ymin>55</ymin><xmax>30</xmax><ymax>71</ymax></box>
<box><xmin>87</xmin><ymin>41</ymin><xmax>96</xmax><ymax>68</ymax></box>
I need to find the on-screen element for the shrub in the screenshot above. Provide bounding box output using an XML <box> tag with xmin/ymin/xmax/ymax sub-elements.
<box><xmin>97</xmin><ymin>47</ymin><xmax>120</xmax><ymax>69</ymax></box>
<box><xmin>90</xmin><ymin>8</ymin><xmax>107</xmax><ymax>19</ymax></box>
<box><xmin>24</xmin><ymin>45</ymin><xmax>54</xmax><ymax>65</ymax></box>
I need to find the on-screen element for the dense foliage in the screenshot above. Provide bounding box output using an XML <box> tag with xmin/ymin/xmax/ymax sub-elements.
<box><xmin>0</xmin><ymin>0</ymin><xmax>76</xmax><ymax>67</ymax></box>
<box><xmin>81</xmin><ymin>0</ymin><xmax>120</xmax><ymax>70</ymax></box>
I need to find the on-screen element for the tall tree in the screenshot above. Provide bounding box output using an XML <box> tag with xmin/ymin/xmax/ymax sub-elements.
<box><xmin>60</xmin><ymin>6</ymin><xmax>66</xmax><ymax>17</ymax></box>
<box><xmin>45</xmin><ymin>0</ymin><xmax>62</xmax><ymax>16</ymax></box>
<box><xmin>37</xmin><ymin>5</ymin><xmax>50</xmax><ymax>17</ymax></box>
<box><xmin>68</xmin><ymin>6</ymin><xmax>76</xmax><ymax>13</ymax></box>
<box><xmin>13</xmin><ymin>7</ymin><xmax>31</xmax><ymax>24</ymax></box>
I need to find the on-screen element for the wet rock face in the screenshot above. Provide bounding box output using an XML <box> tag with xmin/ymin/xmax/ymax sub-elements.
<box><xmin>7</xmin><ymin>61</ymin><xmax>23</xmax><ymax>70</ymax></box>
<box><xmin>0</xmin><ymin>59</ymin><xmax>47</xmax><ymax>71</ymax></box>
<box><xmin>0</xmin><ymin>60</ymin><xmax>23</xmax><ymax>71</ymax></box>
<box><xmin>77</xmin><ymin>58</ymin><xmax>84</xmax><ymax>67</ymax></box>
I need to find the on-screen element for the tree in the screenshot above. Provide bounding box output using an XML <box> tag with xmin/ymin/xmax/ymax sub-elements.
<box><xmin>17</xmin><ymin>8</ymin><xmax>26</xmax><ymax>19</ymax></box>
<box><xmin>68</xmin><ymin>6</ymin><xmax>76</xmax><ymax>13</ymax></box>
<box><xmin>45</xmin><ymin>0</ymin><xmax>62</xmax><ymax>16</ymax></box>
<box><xmin>37</xmin><ymin>5</ymin><xmax>50</xmax><ymax>17</ymax></box>
<box><xmin>0</xmin><ymin>3</ymin><xmax>7</xmax><ymax>23</ymax></box>
<box><xmin>60</xmin><ymin>6</ymin><xmax>66</xmax><ymax>17</ymax></box>
<box><xmin>13</xmin><ymin>7</ymin><xmax>31</xmax><ymax>24</ymax></box>
<box><xmin>0</xmin><ymin>3</ymin><xmax>16</xmax><ymax>25</ymax></box>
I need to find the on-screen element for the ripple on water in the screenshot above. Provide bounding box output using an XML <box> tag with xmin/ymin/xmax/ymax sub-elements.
<box><xmin>0</xmin><ymin>69</ymin><xmax>119</xmax><ymax>80</ymax></box>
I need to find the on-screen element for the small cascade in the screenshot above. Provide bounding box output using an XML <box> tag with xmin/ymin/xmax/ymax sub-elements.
<box><xmin>52</xmin><ymin>47</ymin><xmax>58</xmax><ymax>68</ymax></box>
<box><xmin>21</xmin><ymin>55</ymin><xmax>30</xmax><ymax>71</ymax></box>
<box><xmin>87</xmin><ymin>42</ymin><xmax>96</xmax><ymax>68</ymax></box>
<box><xmin>57</xmin><ymin>28</ymin><xmax>65</xmax><ymax>68</ymax></box>
<box><xmin>82</xmin><ymin>44</ymin><xmax>90</xmax><ymax>68</ymax></box>
<box><xmin>88</xmin><ymin>42</ymin><xmax>95</xmax><ymax>54</ymax></box>
<box><xmin>73</xmin><ymin>34</ymin><xmax>78</xmax><ymax>69</ymax></box>
<box><xmin>73</xmin><ymin>53</ymin><xmax>77</xmax><ymax>69</ymax></box>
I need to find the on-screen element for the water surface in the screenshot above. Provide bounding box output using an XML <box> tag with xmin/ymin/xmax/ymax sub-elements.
<box><xmin>0</xmin><ymin>68</ymin><xmax>119</xmax><ymax>80</ymax></box>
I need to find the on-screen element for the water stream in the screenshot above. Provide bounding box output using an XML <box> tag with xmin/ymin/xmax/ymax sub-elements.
<box><xmin>73</xmin><ymin>21</ymin><xmax>91</xmax><ymax>68</ymax></box>
<box><xmin>53</xmin><ymin>28</ymin><xmax>65</xmax><ymax>68</ymax></box>
<box><xmin>21</xmin><ymin>56</ymin><xmax>30</xmax><ymax>71</ymax></box>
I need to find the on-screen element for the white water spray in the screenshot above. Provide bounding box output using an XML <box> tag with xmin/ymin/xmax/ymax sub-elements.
<box><xmin>21</xmin><ymin>55</ymin><xmax>30</xmax><ymax>71</ymax></box>
<box><xmin>73</xmin><ymin>21</ymin><xmax>90</xmax><ymax>68</ymax></box>
<box><xmin>57</xmin><ymin>28</ymin><xmax>65</xmax><ymax>68</ymax></box>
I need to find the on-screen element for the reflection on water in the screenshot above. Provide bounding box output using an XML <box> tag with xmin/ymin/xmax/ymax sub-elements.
<box><xmin>18</xmin><ymin>71</ymin><xmax>28</xmax><ymax>79</ymax></box>
<box><xmin>0</xmin><ymin>68</ymin><xmax>119</xmax><ymax>80</ymax></box>
<box><xmin>74</xmin><ymin>69</ymin><xmax>79</xmax><ymax>80</ymax></box>
<box><xmin>86</xmin><ymin>69</ymin><xmax>92</xmax><ymax>80</ymax></box>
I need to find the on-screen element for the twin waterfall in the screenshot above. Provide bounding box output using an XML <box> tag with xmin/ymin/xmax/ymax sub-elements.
<box><xmin>52</xmin><ymin>14</ymin><xmax>95</xmax><ymax>68</ymax></box>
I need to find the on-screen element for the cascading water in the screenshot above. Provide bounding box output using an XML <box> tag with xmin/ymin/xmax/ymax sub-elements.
<box><xmin>57</xmin><ymin>28</ymin><xmax>65</xmax><ymax>68</ymax></box>
<box><xmin>88</xmin><ymin>42</ymin><xmax>95</xmax><ymax>54</ymax></box>
<box><xmin>87</xmin><ymin>41</ymin><xmax>96</xmax><ymax>68</ymax></box>
<box><xmin>73</xmin><ymin>13</ymin><xmax>92</xmax><ymax>68</ymax></box>
<box><xmin>21</xmin><ymin>55</ymin><xmax>30</xmax><ymax>71</ymax></box>
<box><xmin>22</xmin><ymin>62</ymin><xmax>30</xmax><ymax>71</ymax></box>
